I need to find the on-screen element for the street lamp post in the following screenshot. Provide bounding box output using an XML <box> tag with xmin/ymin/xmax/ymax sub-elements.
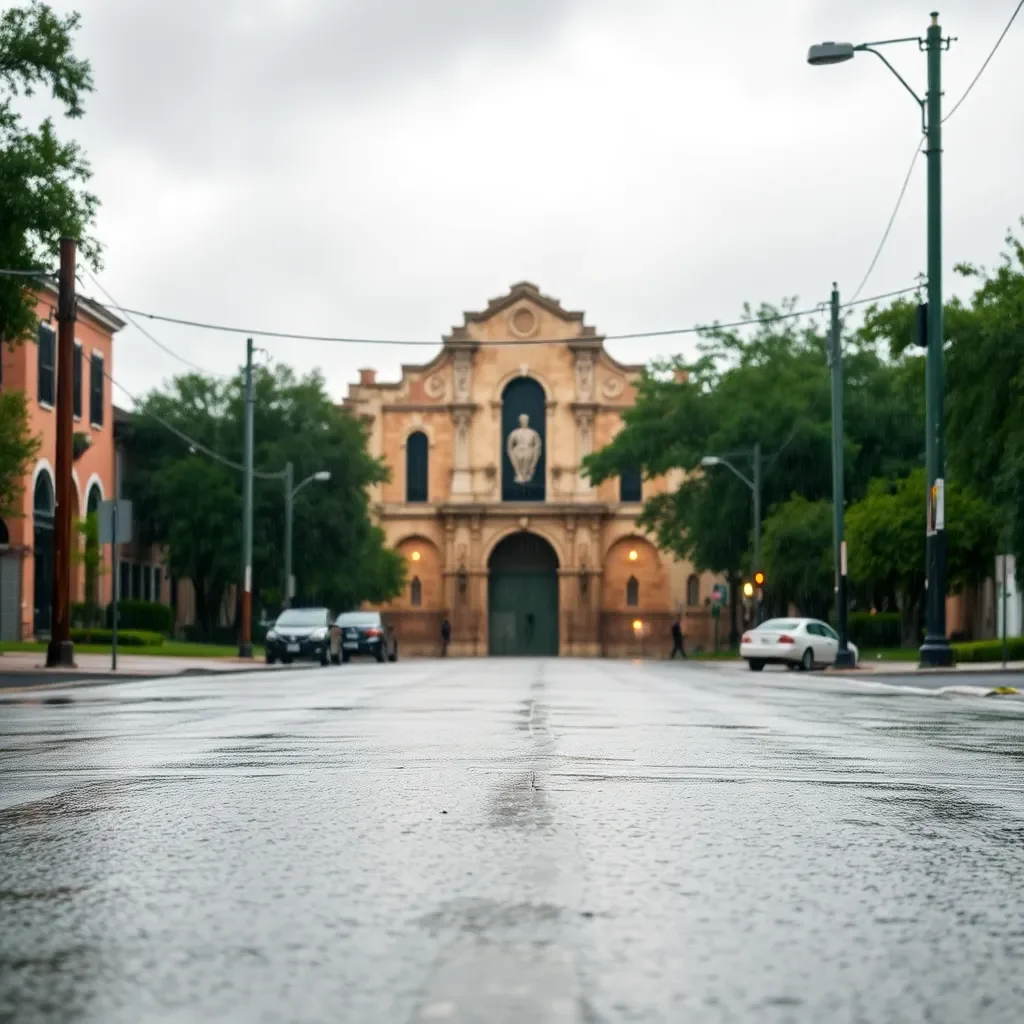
<box><xmin>828</xmin><ymin>284</ymin><xmax>856</xmax><ymax>668</ymax></box>
<box><xmin>283</xmin><ymin>463</ymin><xmax>331</xmax><ymax>609</ymax></box>
<box><xmin>702</xmin><ymin>442</ymin><xmax>763</xmax><ymax>624</ymax></box>
<box><xmin>808</xmin><ymin>12</ymin><xmax>953</xmax><ymax>668</ymax></box>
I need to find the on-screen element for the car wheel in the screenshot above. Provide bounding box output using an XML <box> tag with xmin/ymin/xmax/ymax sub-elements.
<box><xmin>265</xmin><ymin>654</ymin><xmax>276</xmax><ymax>665</ymax></box>
<box><xmin>282</xmin><ymin>656</ymin><xmax>293</xmax><ymax>665</ymax></box>
<box><xmin>800</xmin><ymin>648</ymin><xmax>814</xmax><ymax>672</ymax></box>
<box><xmin>375</xmin><ymin>650</ymin><xmax>386</xmax><ymax>663</ymax></box>
<box><xmin>748</xmin><ymin>659</ymin><xmax>765</xmax><ymax>672</ymax></box>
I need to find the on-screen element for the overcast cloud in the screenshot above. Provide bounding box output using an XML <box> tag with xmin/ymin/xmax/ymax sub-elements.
<box><xmin>35</xmin><ymin>0</ymin><xmax>1024</xmax><ymax>402</ymax></box>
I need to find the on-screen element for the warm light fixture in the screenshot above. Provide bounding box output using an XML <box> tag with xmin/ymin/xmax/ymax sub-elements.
<box><xmin>628</xmin><ymin>549</ymin><xmax>638</xmax><ymax>561</ymax></box>
<box><xmin>632</xmin><ymin>619</ymin><xmax>644</xmax><ymax>633</ymax></box>
<box><xmin>411</xmin><ymin>551</ymin><xmax>421</xmax><ymax>562</ymax></box>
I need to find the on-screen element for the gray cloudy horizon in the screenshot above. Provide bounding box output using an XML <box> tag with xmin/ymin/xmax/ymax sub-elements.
<box><xmin>38</xmin><ymin>0</ymin><xmax>1024</xmax><ymax>402</ymax></box>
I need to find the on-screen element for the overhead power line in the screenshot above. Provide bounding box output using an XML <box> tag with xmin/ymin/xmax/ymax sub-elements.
<box><xmin>943</xmin><ymin>0</ymin><xmax>1024</xmax><ymax>123</ymax></box>
<box><xmin>105</xmin><ymin>370</ymin><xmax>280</xmax><ymax>480</ymax></box>
<box><xmin>81</xmin><ymin>267</ymin><xmax>232</xmax><ymax>379</ymax></box>
<box><xmin>850</xmin><ymin>142</ymin><xmax>923</xmax><ymax>303</ymax></box>
<box><xmin>105</xmin><ymin>285</ymin><xmax>919</xmax><ymax>350</ymax></box>
<box><xmin>0</xmin><ymin>267</ymin><xmax>56</xmax><ymax>278</ymax></box>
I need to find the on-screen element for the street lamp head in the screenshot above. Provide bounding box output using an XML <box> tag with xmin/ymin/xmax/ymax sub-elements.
<box><xmin>700</xmin><ymin>456</ymin><xmax>721</xmax><ymax>468</ymax></box>
<box><xmin>807</xmin><ymin>41</ymin><xmax>856</xmax><ymax>66</ymax></box>
<box><xmin>314</xmin><ymin>471</ymin><xmax>331</xmax><ymax>482</ymax></box>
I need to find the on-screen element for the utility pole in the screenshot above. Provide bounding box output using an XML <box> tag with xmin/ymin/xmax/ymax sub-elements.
<box><xmin>239</xmin><ymin>338</ymin><xmax>254</xmax><ymax>658</ymax></box>
<box><xmin>283</xmin><ymin>461</ymin><xmax>294</xmax><ymax>610</ymax></box>
<box><xmin>829</xmin><ymin>284</ymin><xmax>855</xmax><ymax>668</ymax></box>
<box><xmin>46</xmin><ymin>238</ymin><xmax>77</xmax><ymax>668</ymax></box>
<box><xmin>752</xmin><ymin>441</ymin><xmax>762</xmax><ymax>626</ymax></box>
<box><xmin>920</xmin><ymin>11</ymin><xmax>953</xmax><ymax>667</ymax></box>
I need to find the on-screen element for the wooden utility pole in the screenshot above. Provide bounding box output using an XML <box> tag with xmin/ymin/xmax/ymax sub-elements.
<box><xmin>46</xmin><ymin>238</ymin><xmax>77</xmax><ymax>667</ymax></box>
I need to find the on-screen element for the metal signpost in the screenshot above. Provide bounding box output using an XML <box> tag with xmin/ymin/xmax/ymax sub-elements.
<box><xmin>99</xmin><ymin>496</ymin><xmax>132</xmax><ymax>670</ymax></box>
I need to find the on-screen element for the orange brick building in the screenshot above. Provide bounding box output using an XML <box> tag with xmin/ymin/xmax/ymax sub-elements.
<box><xmin>344</xmin><ymin>283</ymin><xmax>723</xmax><ymax>656</ymax></box>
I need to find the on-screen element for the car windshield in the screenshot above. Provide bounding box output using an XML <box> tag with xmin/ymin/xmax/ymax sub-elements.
<box><xmin>336</xmin><ymin>613</ymin><xmax>381</xmax><ymax>627</ymax></box>
<box><xmin>275</xmin><ymin>609</ymin><xmax>326</xmax><ymax>627</ymax></box>
<box><xmin>758</xmin><ymin>620</ymin><xmax>800</xmax><ymax>631</ymax></box>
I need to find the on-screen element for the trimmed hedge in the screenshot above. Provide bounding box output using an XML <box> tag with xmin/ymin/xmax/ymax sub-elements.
<box><xmin>106</xmin><ymin>600</ymin><xmax>174</xmax><ymax>634</ymax></box>
<box><xmin>71</xmin><ymin>601</ymin><xmax>103</xmax><ymax>628</ymax></box>
<box><xmin>845</xmin><ymin>612</ymin><xmax>902</xmax><ymax>650</ymax></box>
<box><xmin>70</xmin><ymin>628</ymin><xmax>165</xmax><ymax>647</ymax></box>
<box><xmin>952</xmin><ymin>638</ymin><xmax>1024</xmax><ymax>663</ymax></box>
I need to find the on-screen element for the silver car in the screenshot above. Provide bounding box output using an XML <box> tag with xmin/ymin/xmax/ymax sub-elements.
<box><xmin>740</xmin><ymin>618</ymin><xmax>859</xmax><ymax>672</ymax></box>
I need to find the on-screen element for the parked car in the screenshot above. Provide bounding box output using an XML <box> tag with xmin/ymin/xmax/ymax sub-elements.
<box><xmin>740</xmin><ymin>618</ymin><xmax>859</xmax><ymax>672</ymax></box>
<box><xmin>332</xmin><ymin>610</ymin><xmax>397</xmax><ymax>664</ymax></box>
<box><xmin>265</xmin><ymin>607</ymin><xmax>334</xmax><ymax>666</ymax></box>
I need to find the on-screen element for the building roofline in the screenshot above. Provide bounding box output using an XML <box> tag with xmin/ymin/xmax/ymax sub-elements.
<box><xmin>35</xmin><ymin>280</ymin><xmax>126</xmax><ymax>334</ymax></box>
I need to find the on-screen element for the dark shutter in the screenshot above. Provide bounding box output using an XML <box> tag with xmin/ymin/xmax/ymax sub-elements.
<box><xmin>119</xmin><ymin>561</ymin><xmax>130</xmax><ymax>601</ymax></box>
<box><xmin>90</xmin><ymin>353</ymin><xmax>104</xmax><ymax>425</ymax></box>
<box><xmin>620</xmin><ymin>468</ymin><xmax>642</xmax><ymax>503</ymax></box>
<box><xmin>154</xmin><ymin>567</ymin><xmax>162</xmax><ymax>602</ymax></box>
<box><xmin>131</xmin><ymin>562</ymin><xmax>141</xmax><ymax>600</ymax></box>
<box><xmin>37</xmin><ymin>325</ymin><xmax>55</xmax><ymax>405</ymax></box>
<box><xmin>406</xmin><ymin>432</ymin><xmax>429</xmax><ymax>503</ymax></box>
<box><xmin>73</xmin><ymin>345</ymin><xmax>82</xmax><ymax>418</ymax></box>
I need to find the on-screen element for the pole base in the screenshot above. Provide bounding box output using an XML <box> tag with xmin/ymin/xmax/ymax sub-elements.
<box><xmin>239</xmin><ymin>642</ymin><xmax>253</xmax><ymax>659</ymax></box>
<box><xmin>834</xmin><ymin>648</ymin><xmax>857</xmax><ymax>670</ymax></box>
<box><xmin>45</xmin><ymin>640</ymin><xmax>76</xmax><ymax>668</ymax></box>
<box><xmin>919</xmin><ymin>635</ymin><xmax>955</xmax><ymax>668</ymax></box>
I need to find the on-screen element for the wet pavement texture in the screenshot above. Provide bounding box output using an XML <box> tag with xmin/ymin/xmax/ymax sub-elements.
<box><xmin>2</xmin><ymin>659</ymin><xmax>1024</xmax><ymax>1023</ymax></box>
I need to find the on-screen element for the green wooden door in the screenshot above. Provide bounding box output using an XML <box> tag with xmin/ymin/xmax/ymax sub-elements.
<box><xmin>488</xmin><ymin>533</ymin><xmax>559</xmax><ymax>656</ymax></box>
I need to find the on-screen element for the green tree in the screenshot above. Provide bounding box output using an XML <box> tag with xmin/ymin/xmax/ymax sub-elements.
<box><xmin>0</xmin><ymin>387</ymin><xmax>40</xmax><ymax>518</ymax></box>
<box><xmin>760</xmin><ymin>495</ymin><xmax>833</xmax><ymax>620</ymax></box>
<box><xmin>123</xmin><ymin>366</ymin><xmax>403</xmax><ymax>636</ymax></box>
<box><xmin>584</xmin><ymin>302</ymin><xmax>922</xmax><ymax>639</ymax></box>
<box><xmin>0</xmin><ymin>2</ymin><xmax>99</xmax><ymax>345</ymax></box>
<box><xmin>845</xmin><ymin>469</ymin><xmax>998</xmax><ymax>645</ymax></box>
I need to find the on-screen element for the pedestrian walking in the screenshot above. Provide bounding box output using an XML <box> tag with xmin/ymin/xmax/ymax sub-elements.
<box><xmin>440</xmin><ymin>617</ymin><xmax>451</xmax><ymax>657</ymax></box>
<box><xmin>670</xmin><ymin>617</ymin><xmax>687</xmax><ymax>659</ymax></box>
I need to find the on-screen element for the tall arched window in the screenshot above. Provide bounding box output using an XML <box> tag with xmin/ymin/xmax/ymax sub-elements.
<box><xmin>33</xmin><ymin>472</ymin><xmax>55</xmax><ymax>635</ymax></box>
<box><xmin>620</xmin><ymin>467</ymin><xmax>642</xmax><ymax>503</ymax></box>
<box><xmin>687</xmin><ymin>573</ymin><xmax>700</xmax><ymax>606</ymax></box>
<box><xmin>86</xmin><ymin>484</ymin><xmax>102</xmax><ymax>517</ymax></box>
<box><xmin>410</xmin><ymin>576</ymin><xmax>422</xmax><ymax>607</ymax></box>
<box><xmin>406</xmin><ymin>432</ymin><xmax>429</xmax><ymax>503</ymax></box>
<box><xmin>501</xmin><ymin>376</ymin><xmax>546</xmax><ymax>502</ymax></box>
<box><xmin>626</xmin><ymin>575</ymin><xmax>639</xmax><ymax>607</ymax></box>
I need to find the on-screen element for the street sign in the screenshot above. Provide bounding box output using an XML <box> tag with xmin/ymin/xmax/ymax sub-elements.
<box><xmin>710</xmin><ymin>582</ymin><xmax>728</xmax><ymax>608</ymax></box>
<box><xmin>98</xmin><ymin>499</ymin><xmax>132</xmax><ymax>544</ymax></box>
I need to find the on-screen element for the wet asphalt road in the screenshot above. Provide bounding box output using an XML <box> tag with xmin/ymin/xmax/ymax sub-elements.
<box><xmin>3</xmin><ymin>659</ymin><xmax>1024</xmax><ymax>1023</ymax></box>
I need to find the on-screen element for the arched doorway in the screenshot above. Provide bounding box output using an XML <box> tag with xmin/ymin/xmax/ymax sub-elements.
<box><xmin>501</xmin><ymin>377</ymin><xmax>546</xmax><ymax>502</ymax></box>
<box><xmin>488</xmin><ymin>532</ymin><xmax>559</xmax><ymax>656</ymax></box>
<box><xmin>33</xmin><ymin>472</ymin><xmax>55</xmax><ymax>636</ymax></box>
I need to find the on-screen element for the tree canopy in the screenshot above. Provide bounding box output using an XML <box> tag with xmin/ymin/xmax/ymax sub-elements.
<box><xmin>123</xmin><ymin>366</ymin><xmax>404</xmax><ymax>635</ymax></box>
<box><xmin>0</xmin><ymin>387</ymin><xmax>40</xmax><ymax>519</ymax></box>
<box><xmin>0</xmin><ymin>2</ymin><xmax>99</xmax><ymax>345</ymax></box>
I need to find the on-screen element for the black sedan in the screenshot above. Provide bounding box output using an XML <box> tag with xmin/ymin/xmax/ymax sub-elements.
<box><xmin>265</xmin><ymin>607</ymin><xmax>333</xmax><ymax>666</ymax></box>
<box><xmin>333</xmin><ymin>611</ymin><xmax>398</xmax><ymax>664</ymax></box>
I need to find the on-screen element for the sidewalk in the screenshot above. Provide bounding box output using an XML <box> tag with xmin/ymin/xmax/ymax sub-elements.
<box><xmin>0</xmin><ymin>651</ymin><xmax>306</xmax><ymax>689</ymax></box>
<box><xmin>830</xmin><ymin>658</ymin><xmax>1024</xmax><ymax>674</ymax></box>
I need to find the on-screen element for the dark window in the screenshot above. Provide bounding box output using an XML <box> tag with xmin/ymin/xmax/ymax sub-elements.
<box><xmin>143</xmin><ymin>566</ymin><xmax>152</xmax><ymax>602</ymax></box>
<box><xmin>626</xmin><ymin>576</ymin><xmax>639</xmax><ymax>607</ymax></box>
<box><xmin>620</xmin><ymin>468</ymin><xmax>642</xmax><ymax>503</ymax></box>
<box><xmin>73</xmin><ymin>344</ymin><xmax>82</xmax><ymax>418</ymax></box>
<box><xmin>38</xmin><ymin>324</ymin><xmax>55</xmax><ymax>405</ymax></box>
<box><xmin>90</xmin><ymin>353</ymin><xmax>104</xmax><ymax>426</ymax></box>
<box><xmin>86</xmin><ymin>484</ymin><xmax>101</xmax><ymax>518</ymax></box>
<box><xmin>131</xmin><ymin>562</ymin><xmax>141</xmax><ymax>600</ymax></box>
<box><xmin>119</xmin><ymin>561</ymin><xmax>130</xmax><ymax>600</ymax></box>
<box><xmin>410</xmin><ymin>577</ymin><xmax>422</xmax><ymax>607</ymax></box>
<box><xmin>406</xmin><ymin>431</ymin><xmax>429</xmax><ymax>503</ymax></box>
<box><xmin>686</xmin><ymin>574</ymin><xmax>700</xmax><ymax>606</ymax></box>
<box><xmin>154</xmin><ymin>567</ymin><xmax>162</xmax><ymax>602</ymax></box>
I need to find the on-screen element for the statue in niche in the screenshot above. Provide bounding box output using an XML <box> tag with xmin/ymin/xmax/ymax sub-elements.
<box><xmin>506</xmin><ymin>414</ymin><xmax>542</xmax><ymax>484</ymax></box>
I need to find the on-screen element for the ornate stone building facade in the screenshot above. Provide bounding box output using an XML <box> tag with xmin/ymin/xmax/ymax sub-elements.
<box><xmin>343</xmin><ymin>283</ymin><xmax>721</xmax><ymax>656</ymax></box>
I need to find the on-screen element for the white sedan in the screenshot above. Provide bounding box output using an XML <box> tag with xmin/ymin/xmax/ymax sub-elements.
<box><xmin>740</xmin><ymin>618</ymin><xmax>859</xmax><ymax>672</ymax></box>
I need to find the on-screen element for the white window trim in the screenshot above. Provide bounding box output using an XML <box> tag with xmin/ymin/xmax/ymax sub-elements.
<box><xmin>89</xmin><ymin>349</ymin><xmax>104</xmax><ymax>430</ymax></box>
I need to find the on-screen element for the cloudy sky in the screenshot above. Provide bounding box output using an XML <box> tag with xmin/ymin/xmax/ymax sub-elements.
<box><xmin>39</xmin><ymin>0</ymin><xmax>1024</xmax><ymax>403</ymax></box>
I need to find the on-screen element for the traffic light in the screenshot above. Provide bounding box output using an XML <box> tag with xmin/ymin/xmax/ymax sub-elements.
<box><xmin>914</xmin><ymin>302</ymin><xmax>928</xmax><ymax>348</ymax></box>
<box><xmin>754</xmin><ymin>571</ymin><xmax>765</xmax><ymax>587</ymax></box>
